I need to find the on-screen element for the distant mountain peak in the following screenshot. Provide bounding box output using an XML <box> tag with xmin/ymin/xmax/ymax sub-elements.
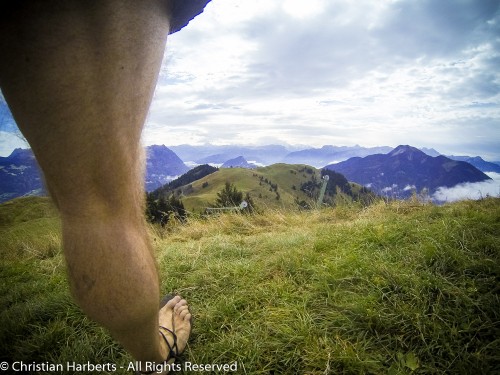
<box><xmin>447</xmin><ymin>154</ymin><xmax>500</xmax><ymax>173</ymax></box>
<box><xmin>221</xmin><ymin>156</ymin><xmax>256</xmax><ymax>169</ymax></box>
<box><xmin>325</xmin><ymin>144</ymin><xmax>491</xmax><ymax>199</ymax></box>
<box><xmin>284</xmin><ymin>145</ymin><xmax>393</xmax><ymax>168</ymax></box>
<box><xmin>10</xmin><ymin>148</ymin><xmax>26</xmax><ymax>156</ymax></box>
<box><xmin>144</xmin><ymin>145</ymin><xmax>189</xmax><ymax>191</ymax></box>
<box><xmin>146</xmin><ymin>144</ymin><xmax>173</xmax><ymax>154</ymax></box>
<box><xmin>8</xmin><ymin>148</ymin><xmax>34</xmax><ymax>158</ymax></box>
<box><xmin>389</xmin><ymin>145</ymin><xmax>422</xmax><ymax>157</ymax></box>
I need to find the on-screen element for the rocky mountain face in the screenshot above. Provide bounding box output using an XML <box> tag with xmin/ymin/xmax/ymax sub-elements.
<box><xmin>145</xmin><ymin>145</ymin><xmax>190</xmax><ymax>191</ymax></box>
<box><xmin>325</xmin><ymin>145</ymin><xmax>491</xmax><ymax>198</ymax></box>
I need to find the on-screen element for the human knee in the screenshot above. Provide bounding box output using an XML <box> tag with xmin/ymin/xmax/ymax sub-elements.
<box><xmin>46</xmin><ymin>174</ymin><xmax>144</xmax><ymax>223</ymax></box>
<box><xmin>41</xmin><ymin>148</ymin><xmax>145</xmax><ymax>220</ymax></box>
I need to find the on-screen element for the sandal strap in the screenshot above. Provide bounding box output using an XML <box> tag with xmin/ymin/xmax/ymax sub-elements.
<box><xmin>159</xmin><ymin>325</ymin><xmax>179</xmax><ymax>358</ymax></box>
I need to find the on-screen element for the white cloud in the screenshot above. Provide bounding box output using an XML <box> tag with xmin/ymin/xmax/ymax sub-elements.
<box><xmin>0</xmin><ymin>1</ymin><xmax>499</xmax><ymax>160</ymax></box>
<box><xmin>0</xmin><ymin>131</ymin><xmax>29</xmax><ymax>157</ymax></box>
<box><xmin>282</xmin><ymin>0</ymin><xmax>324</xmax><ymax>19</ymax></box>
<box><xmin>432</xmin><ymin>172</ymin><xmax>500</xmax><ymax>202</ymax></box>
<box><xmin>141</xmin><ymin>0</ymin><xmax>500</xmax><ymax>156</ymax></box>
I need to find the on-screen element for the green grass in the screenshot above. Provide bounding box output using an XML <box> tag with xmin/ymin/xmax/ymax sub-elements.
<box><xmin>1</xmin><ymin>196</ymin><xmax>499</xmax><ymax>374</ymax></box>
<box><xmin>178</xmin><ymin>164</ymin><xmax>326</xmax><ymax>212</ymax></box>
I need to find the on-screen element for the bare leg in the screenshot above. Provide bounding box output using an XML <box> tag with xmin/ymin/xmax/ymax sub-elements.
<box><xmin>0</xmin><ymin>0</ymin><xmax>190</xmax><ymax>364</ymax></box>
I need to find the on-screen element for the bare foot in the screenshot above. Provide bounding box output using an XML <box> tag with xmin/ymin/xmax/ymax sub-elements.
<box><xmin>136</xmin><ymin>296</ymin><xmax>192</xmax><ymax>374</ymax></box>
<box><xmin>172</xmin><ymin>298</ymin><xmax>192</xmax><ymax>354</ymax></box>
<box><xmin>158</xmin><ymin>295</ymin><xmax>192</xmax><ymax>362</ymax></box>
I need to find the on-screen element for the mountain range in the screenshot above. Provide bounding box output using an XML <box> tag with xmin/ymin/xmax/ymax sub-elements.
<box><xmin>446</xmin><ymin>155</ymin><xmax>500</xmax><ymax>174</ymax></box>
<box><xmin>169</xmin><ymin>144</ymin><xmax>500</xmax><ymax>173</ymax></box>
<box><xmin>283</xmin><ymin>145</ymin><xmax>394</xmax><ymax>167</ymax></box>
<box><xmin>325</xmin><ymin>145</ymin><xmax>491</xmax><ymax>199</ymax></box>
<box><xmin>169</xmin><ymin>144</ymin><xmax>293</xmax><ymax>166</ymax></box>
<box><xmin>1</xmin><ymin>144</ymin><xmax>498</xmax><ymax>203</ymax></box>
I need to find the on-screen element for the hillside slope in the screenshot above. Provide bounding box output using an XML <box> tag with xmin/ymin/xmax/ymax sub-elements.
<box><xmin>163</xmin><ymin>164</ymin><xmax>359</xmax><ymax>212</ymax></box>
<box><xmin>160</xmin><ymin>164</ymin><xmax>318</xmax><ymax>212</ymax></box>
<box><xmin>1</xmin><ymin>197</ymin><xmax>499</xmax><ymax>373</ymax></box>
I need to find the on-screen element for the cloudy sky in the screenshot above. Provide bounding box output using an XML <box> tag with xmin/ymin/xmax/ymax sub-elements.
<box><xmin>1</xmin><ymin>0</ymin><xmax>500</xmax><ymax>160</ymax></box>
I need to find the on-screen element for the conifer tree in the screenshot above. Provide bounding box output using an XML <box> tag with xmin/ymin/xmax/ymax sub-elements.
<box><xmin>213</xmin><ymin>182</ymin><xmax>256</xmax><ymax>213</ymax></box>
<box><xmin>215</xmin><ymin>182</ymin><xmax>243</xmax><ymax>207</ymax></box>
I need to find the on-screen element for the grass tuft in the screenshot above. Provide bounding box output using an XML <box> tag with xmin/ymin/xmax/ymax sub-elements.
<box><xmin>1</xmin><ymin>196</ymin><xmax>499</xmax><ymax>373</ymax></box>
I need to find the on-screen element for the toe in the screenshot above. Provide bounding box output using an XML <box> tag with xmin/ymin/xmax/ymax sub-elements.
<box><xmin>165</xmin><ymin>295</ymin><xmax>181</xmax><ymax>309</ymax></box>
<box><xmin>174</xmin><ymin>299</ymin><xmax>188</xmax><ymax>311</ymax></box>
<box><xmin>179</xmin><ymin>308</ymin><xmax>191</xmax><ymax>321</ymax></box>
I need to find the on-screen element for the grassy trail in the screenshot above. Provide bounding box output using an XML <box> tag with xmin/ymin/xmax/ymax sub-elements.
<box><xmin>1</xmin><ymin>197</ymin><xmax>499</xmax><ymax>374</ymax></box>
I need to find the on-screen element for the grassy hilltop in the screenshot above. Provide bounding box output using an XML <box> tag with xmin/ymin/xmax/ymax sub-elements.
<box><xmin>156</xmin><ymin>164</ymin><xmax>373</xmax><ymax>213</ymax></box>
<box><xmin>164</xmin><ymin>164</ymin><xmax>320</xmax><ymax>212</ymax></box>
<box><xmin>1</xmin><ymin>196</ymin><xmax>499</xmax><ymax>374</ymax></box>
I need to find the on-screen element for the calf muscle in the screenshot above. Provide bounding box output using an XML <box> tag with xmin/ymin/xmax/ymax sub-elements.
<box><xmin>0</xmin><ymin>0</ymin><xmax>175</xmax><ymax>363</ymax></box>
